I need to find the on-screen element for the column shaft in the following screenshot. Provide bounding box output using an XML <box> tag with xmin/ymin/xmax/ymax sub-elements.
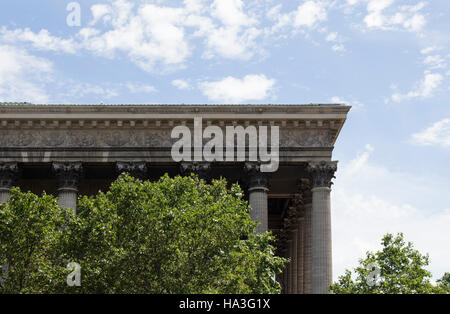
<box><xmin>307</xmin><ymin>161</ymin><xmax>336</xmax><ymax>294</ymax></box>
<box><xmin>296</xmin><ymin>221</ymin><xmax>304</xmax><ymax>294</ymax></box>
<box><xmin>303</xmin><ymin>203</ymin><xmax>312</xmax><ymax>293</ymax></box>
<box><xmin>248</xmin><ymin>188</ymin><xmax>268</xmax><ymax>233</ymax></box>
<box><xmin>245</xmin><ymin>163</ymin><xmax>270</xmax><ymax>234</ymax></box>
<box><xmin>0</xmin><ymin>190</ymin><xmax>10</xmax><ymax>203</ymax></box>
<box><xmin>57</xmin><ymin>188</ymin><xmax>78</xmax><ymax>211</ymax></box>
<box><xmin>286</xmin><ymin>239</ymin><xmax>292</xmax><ymax>294</ymax></box>
<box><xmin>311</xmin><ymin>187</ymin><xmax>332</xmax><ymax>294</ymax></box>
<box><xmin>291</xmin><ymin>229</ymin><xmax>298</xmax><ymax>293</ymax></box>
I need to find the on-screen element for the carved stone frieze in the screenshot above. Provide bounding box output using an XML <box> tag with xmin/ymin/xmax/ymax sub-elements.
<box><xmin>280</xmin><ymin>129</ymin><xmax>335</xmax><ymax>147</ymax></box>
<box><xmin>0</xmin><ymin>128</ymin><xmax>335</xmax><ymax>149</ymax></box>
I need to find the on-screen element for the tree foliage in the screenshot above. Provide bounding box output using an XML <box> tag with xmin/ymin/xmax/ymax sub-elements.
<box><xmin>0</xmin><ymin>173</ymin><xmax>286</xmax><ymax>294</ymax></box>
<box><xmin>330</xmin><ymin>233</ymin><xmax>449</xmax><ymax>294</ymax></box>
<box><xmin>0</xmin><ymin>189</ymin><xmax>73</xmax><ymax>293</ymax></box>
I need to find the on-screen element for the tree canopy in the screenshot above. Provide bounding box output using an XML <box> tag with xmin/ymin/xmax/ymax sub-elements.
<box><xmin>0</xmin><ymin>173</ymin><xmax>286</xmax><ymax>294</ymax></box>
<box><xmin>330</xmin><ymin>233</ymin><xmax>449</xmax><ymax>294</ymax></box>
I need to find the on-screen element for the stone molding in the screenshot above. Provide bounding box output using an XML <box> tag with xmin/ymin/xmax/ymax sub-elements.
<box><xmin>0</xmin><ymin>104</ymin><xmax>352</xmax><ymax>115</ymax></box>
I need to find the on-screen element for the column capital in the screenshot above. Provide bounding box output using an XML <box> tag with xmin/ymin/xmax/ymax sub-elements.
<box><xmin>0</xmin><ymin>162</ymin><xmax>20</xmax><ymax>191</ymax></box>
<box><xmin>52</xmin><ymin>162</ymin><xmax>83</xmax><ymax>191</ymax></box>
<box><xmin>116</xmin><ymin>161</ymin><xmax>148</xmax><ymax>180</ymax></box>
<box><xmin>180</xmin><ymin>161</ymin><xmax>211</xmax><ymax>181</ymax></box>
<box><xmin>244</xmin><ymin>162</ymin><xmax>270</xmax><ymax>191</ymax></box>
<box><xmin>307</xmin><ymin>161</ymin><xmax>337</xmax><ymax>189</ymax></box>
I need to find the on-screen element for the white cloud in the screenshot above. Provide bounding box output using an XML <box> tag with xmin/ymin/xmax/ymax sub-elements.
<box><xmin>326</xmin><ymin>32</ymin><xmax>338</xmax><ymax>42</ymax></box>
<box><xmin>332</xmin><ymin>44</ymin><xmax>346</xmax><ymax>52</ymax></box>
<box><xmin>333</xmin><ymin>144</ymin><xmax>450</xmax><ymax>281</ymax></box>
<box><xmin>211</xmin><ymin>0</ymin><xmax>254</xmax><ymax>27</ymax></box>
<box><xmin>347</xmin><ymin>0</ymin><xmax>362</xmax><ymax>6</ymax></box>
<box><xmin>125</xmin><ymin>83</ymin><xmax>157</xmax><ymax>94</ymax></box>
<box><xmin>199</xmin><ymin>74</ymin><xmax>275</xmax><ymax>103</ymax></box>
<box><xmin>197</xmin><ymin>0</ymin><xmax>261</xmax><ymax>60</ymax></box>
<box><xmin>363</xmin><ymin>0</ymin><xmax>427</xmax><ymax>32</ymax></box>
<box><xmin>411</xmin><ymin>119</ymin><xmax>450</xmax><ymax>148</ymax></box>
<box><xmin>81</xmin><ymin>2</ymin><xmax>190</xmax><ymax>72</ymax></box>
<box><xmin>0</xmin><ymin>0</ymin><xmax>264</xmax><ymax>70</ymax></box>
<box><xmin>330</xmin><ymin>96</ymin><xmax>363</xmax><ymax>109</ymax></box>
<box><xmin>61</xmin><ymin>82</ymin><xmax>119</xmax><ymax>100</ymax></box>
<box><xmin>0</xmin><ymin>45</ymin><xmax>52</xmax><ymax>103</ymax></box>
<box><xmin>267</xmin><ymin>1</ymin><xmax>329</xmax><ymax>33</ymax></box>
<box><xmin>420</xmin><ymin>46</ymin><xmax>438</xmax><ymax>55</ymax></box>
<box><xmin>294</xmin><ymin>1</ymin><xmax>328</xmax><ymax>28</ymax></box>
<box><xmin>172</xmin><ymin>79</ymin><xmax>191</xmax><ymax>90</ymax></box>
<box><xmin>0</xmin><ymin>27</ymin><xmax>77</xmax><ymax>53</ymax></box>
<box><xmin>89</xmin><ymin>4</ymin><xmax>112</xmax><ymax>26</ymax></box>
<box><xmin>423</xmin><ymin>55</ymin><xmax>447</xmax><ymax>70</ymax></box>
<box><xmin>392</xmin><ymin>72</ymin><xmax>443</xmax><ymax>102</ymax></box>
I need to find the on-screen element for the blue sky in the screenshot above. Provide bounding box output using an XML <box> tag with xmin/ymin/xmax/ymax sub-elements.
<box><xmin>1</xmin><ymin>0</ymin><xmax>449</xmax><ymax>281</ymax></box>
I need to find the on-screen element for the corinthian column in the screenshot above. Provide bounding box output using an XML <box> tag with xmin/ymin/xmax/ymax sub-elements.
<box><xmin>303</xmin><ymin>202</ymin><xmax>312</xmax><ymax>294</ymax></box>
<box><xmin>0</xmin><ymin>163</ymin><xmax>20</xmax><ymax>203</ymax></box>
<box><xmin>52</xmin><ymin>162</ymin><xmax>83</xmax><ymax>213</ymax></box>
<box><xmin>116</xmin><ymin>162</ymin><xmax>148</xmax><ymax>180</ymax></box>
<box><xmin>245</xmin><ymin>162</ymin><xmax>270</xmax><ymax>234</ymax></box>
<box><xmin>307</xmin><ymin>161</ymin><xmax>337</xmax><ymax>294</ymax></box>
<box><xmin>296</xmin><ymin>219</ymin><xmax>304</xmax><ymax>294</ymax></box>
<box><xmin>180</xmin><ymin>161</ymin><xmax>211</xmax><ymax>181</ymax></box>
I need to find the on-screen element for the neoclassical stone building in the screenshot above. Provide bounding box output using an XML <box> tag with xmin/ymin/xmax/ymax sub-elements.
<box><xmin>0</xmin><ymin>103</ymin><xmax>350</xmax><ymax>294</ymax></box>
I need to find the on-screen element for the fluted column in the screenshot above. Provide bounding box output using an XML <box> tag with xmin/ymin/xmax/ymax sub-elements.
<box><xmin>0</xmin><ymin>163</ymin><xmax>20</xmax><ymax>203</ymax></box>
<box><xmin>303</xmin><ymin>203</ymin><xmax>312</xmax><ymax>293</ymax></box>
<box><xmin>308</xmin><ymin>161</ymin><xmax>337</xmax><ymax>294</ymax></box>
<box><xmin>296</xmin><ymin>220</ymin><xmax>304</xmax><ymax>294</ymax></box>
<box><xmin>52</xmin><ymin>162</ymin><xmax>83</xmax><ymax>213</ymax></box>
<box><xmin>244</xmin><ymin>162</ymin><xmax>270</xmax><ymax>234</ymax></box>
<box><xmin>291</xmin><ymin>228</ymin><xmax>298</xmax><ymax>293</ymax></box>
<box><xmin>286</xmin><ymin>238</ymin><xmax>292</xmax><ymax>294</ymax></box>
<box><xmin>282</xmin><ymin>259</ymin><xmax>288</xmax><ymax>294</ymax></box>
<box><xmin>116</xmin><ymin>161</ymin><xmax>148</xmax><ymax>180</ymax></box>
<box><xmin>180</xmin><ymin>161</ymin><xmax>211</xmax><ymax>181</ymax></box>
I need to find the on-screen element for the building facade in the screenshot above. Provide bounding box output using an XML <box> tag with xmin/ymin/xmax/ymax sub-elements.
<box><xmin>0</xmin><ymin>104</ymin><xmax>350</xmax><ymax>294</ymax></box>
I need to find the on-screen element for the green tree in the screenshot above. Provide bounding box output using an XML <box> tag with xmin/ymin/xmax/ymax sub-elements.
<box><xmin>1</xmin><ymin>174</ymin><xmax>286</xmax><ymax>294</ymax></box>
<box><xmin>437</xmin><ymin>272</ymin><xmax>450</xmax><ymax>293</ymax></box>
<box><xmin>0</xmin><ymin>189</ymin><xmax>74</xmax><ymax>293</ymax></box>
<box><xmin>330</xmin><ymin>233</ymin><xmax>447</xmax><ymax>294</ymax></box>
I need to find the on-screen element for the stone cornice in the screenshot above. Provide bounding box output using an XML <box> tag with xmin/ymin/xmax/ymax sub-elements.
<box><xmin>0</xmin><ymin>103</ymin><xmax>351</xmax><ymax>113</ymax></box>
<box><xmin>0</xmin><ymin>104</ymin><xmax>350</xmax><ymax>124</ymax></box>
